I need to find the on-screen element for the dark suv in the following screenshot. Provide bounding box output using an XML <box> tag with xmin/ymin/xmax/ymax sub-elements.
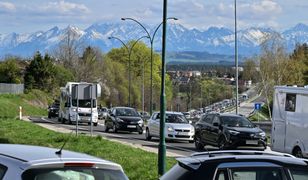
<box><xmin>104</xmin><ymin>107</ymin><xmax>144</xmax><ymax>134</ymax></box>
<box><xmin>47</xmin><ymin>102</ymin><xmax>60</xmax><ymax>118</ymax></box>
<box><xmin>160</xmin><ymin>150</ymin><xmax>308</xmax><ymax>180</ymax></box>
<box><xmin>194</xmin><ymin>113</ymin><xmax>267</xmax><ymax>150</ymax></box>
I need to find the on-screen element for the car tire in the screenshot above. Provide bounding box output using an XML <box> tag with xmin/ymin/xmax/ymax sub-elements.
<box><xmin>218</xmin><ymin>136</ymin><xmax>227</xmax><ymax>150</ymax></box>
<box><xmin>94</xmin><ymin>122</ymin><xmax>98</xmax><ymax>126</ymax></box>
<box><xmin>293</xmin><ymin>147</ymin><xmax>303</xmax><ymax>158</ymax></box>
<box><xmin>112</xmin><ymin>123</ymin><xmax>118</xmax><ymax>133</ymax></box>
<box><xmin>145</xmin><ymin>128</ymin><xmax>152</xmax><ymax>140</ymax></box>
<box><xmin>194</xmin><ymin>137</ymin><xmax>204</xmax><ymax>150</ymax></box>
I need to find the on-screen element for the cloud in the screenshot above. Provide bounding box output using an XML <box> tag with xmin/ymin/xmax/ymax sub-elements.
<box><xmin>0</xmin><ymin>2</ymin><xmax>16</xmax><ymax>13</ymax></box>
<box><xmin>41</xmin><ymin>1</ymin><xmax>90</xmax><ymax>15</ymax></box>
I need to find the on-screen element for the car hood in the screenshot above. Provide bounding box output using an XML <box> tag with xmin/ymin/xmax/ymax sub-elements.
<box><xmin>227</xmin><ymin>127</ymin><xmax>263</xmax><ymax>133</ymax></box>
<box><xmin>117</xmin><ymin>116</ymin><xmax>142</xmax><ymax>121</ymax></box>
<box><xmin>166</xmin><ymin>123</ymin><xmax>193</xmax><ymax>129</ymax></box>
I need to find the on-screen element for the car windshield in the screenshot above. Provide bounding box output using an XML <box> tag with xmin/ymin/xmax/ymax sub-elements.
<box><xmin>157</xmin><ymin>114</ymin><xmax>188</xmax><ymax>124</ymax></box>
<box><xmin>220</xmin><ymin>116</ymin><xmax>254</xmax><ymax>128</ymax></box>
<box><xmin>116</xmin><ymin>108</ymin><xmax>139</xmax><ymax>117</ymax></box>
<box><xmin>72</xmin><ymin>99</ymin><xmax>96</xmax><ymax>108</ymax></box>
<box><xmin>22</xmin><ymin>168</ymin><xmax>128</xmax><ymax>180</ymax></box>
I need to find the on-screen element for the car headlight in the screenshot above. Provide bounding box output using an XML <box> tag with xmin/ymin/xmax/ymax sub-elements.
<box><xmin>259</xmin><ymin>132</ymin><xmax>266</xmax><ymax>137</ymax></box>
<box><xmin>167</xmin><ymin>126</ymin><xmax>174</xmax><ymax>132</ymax></box>
<box><xmin>138</xmin><ymin>120</ymin><xmax>143</xmax><ymax>124</ymax></box>
<box><xmin>116</xmin><ymin>118</ymin><xmax>124</xmax><ymax>122</ymax></box>
<box><xmin>228</xmin><ymin>130</ymin><xmax>240</xmax><ymax>135</ymax></box>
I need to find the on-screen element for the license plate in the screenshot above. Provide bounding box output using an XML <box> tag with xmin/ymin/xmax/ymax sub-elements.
<box><xmin>127</xmin><ymin>125</ymin><xmax>136</xmax><ymax>128</ymax></box>
<box><xmin>246</xmin><ymin>140</ymin><xmax>258</xmax><ymax>145</ymax></box>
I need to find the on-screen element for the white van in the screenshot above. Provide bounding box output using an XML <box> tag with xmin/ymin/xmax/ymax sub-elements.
<box><xmin>271</xmin><ymin>86</ymin><xmax>308</xmax><ymax>158</ymax></box>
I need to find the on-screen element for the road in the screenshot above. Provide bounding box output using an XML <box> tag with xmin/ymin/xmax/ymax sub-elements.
<box><xmin>29</xmin><ymin>116</ymin><xmax>202</xmax><ymax>157</ymax></box>
<box><xmin>28</xmin><ymin>116</ymin><xmax>269</xmax><ymax>157</ymax></box>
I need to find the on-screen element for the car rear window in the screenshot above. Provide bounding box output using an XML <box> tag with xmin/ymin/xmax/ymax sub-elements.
<box><xmin>289</xmin><ymin>168</ymin><xmax>308</xmax><ymax>180</ymax></box>
<box><xmin>22</xmin><ymin>167</ymin><xmax>128</xmax><ymax>180</ymax></box>
<box><xmin>0</xmin><ymin>164</ymin><xmax>8</xmax><ymax>179</ymax></box>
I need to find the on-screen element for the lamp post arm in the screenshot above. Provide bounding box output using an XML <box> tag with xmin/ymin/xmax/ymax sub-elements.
<box><xmin>128</xmin><ymin>36</ymin><xmax>150</xmax><ymax>56</ymax></box>
<box><xmin>109</xmin><ymin>36</ymin><xmax>129</xmax><ymax>54</ymax></box>
<box><xmin>151</xmin><ymin>17</ymin><xmax>176</xmax><ymax>44</ymax></box>
<box><xmin>123</xmin><ymin>18</ymin><xmax>151</xmax><ymax>41</ymax></box>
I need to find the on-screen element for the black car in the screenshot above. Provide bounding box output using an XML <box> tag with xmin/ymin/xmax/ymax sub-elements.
<box><xmin>104</xmin><ymin>107</ymin><xmax>144</xmax><ymax>134</ymax></box>
<box><xmin>194</xmin><ymin>113</ymin><xmax>267</xmax><ymax>150</ymax></box>
<box><xmin>48</xmin><ymin>103</ymin><xmax>59</xmax><ymax>118</ymax></box>
<box><xmin>160</xmin><ymin>150</ymin><xmax>308</xmax><ymax>180</ymax></box>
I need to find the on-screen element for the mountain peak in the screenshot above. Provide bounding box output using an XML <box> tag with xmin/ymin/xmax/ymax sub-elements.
<box><xmin>292</xmin><ymin>23</ymin><xmax>308</xmax><ymax>31</ymax></box>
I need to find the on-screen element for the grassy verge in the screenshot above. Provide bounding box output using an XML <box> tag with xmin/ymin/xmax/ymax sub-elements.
<box><xmin>0</xmin><ymin>90</ymin><xmax>49</xmax><ymax>118</ymax></box>
<box><xmin>0</xmin><ymin>118</ymin><xmax>177</xmax><ymax>179</ymax></box>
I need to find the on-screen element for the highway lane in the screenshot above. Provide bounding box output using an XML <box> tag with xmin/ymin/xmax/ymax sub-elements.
<box><xmin>29</xmin><ymin>116</ymin><xmax>209</xmax><ymax>157</ymax></box>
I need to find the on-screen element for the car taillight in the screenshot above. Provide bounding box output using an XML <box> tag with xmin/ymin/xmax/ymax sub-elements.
<box><xmin>64</xmin><ymin>162</ymin><xmax>95</xmax><ymax>167</ymax></box>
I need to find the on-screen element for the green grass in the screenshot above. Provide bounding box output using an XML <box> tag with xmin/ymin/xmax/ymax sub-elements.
<box><xmin>0</xmin><ymin>90</ymin><xmax>48</xmax><ymax>118</ymax></box>
<box><xmin>0</xmin><ymin>118</ymin><xmax>177</xmax><ymax>179</ymax></box>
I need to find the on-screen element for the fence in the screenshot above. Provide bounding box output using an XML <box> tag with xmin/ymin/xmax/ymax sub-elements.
<box><xmin>0</xmin><ymin>83</ymin><xmax>24</xmax><ymax>94</ymax></box>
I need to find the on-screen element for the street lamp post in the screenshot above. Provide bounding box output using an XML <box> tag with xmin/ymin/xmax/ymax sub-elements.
<box><xmin>108</xmin><ymin>36</ymin><xmax>149</xmax><ymax>107</ymax></box>
<box><xmin>121</xmin><ymin>17</ymin><xmax>178</xmax><ymax>115</ymax></box>
<box><xmin>234</xmin><ymin>0</ymin><xmax>239</xmax><ymax>114</ymax></box>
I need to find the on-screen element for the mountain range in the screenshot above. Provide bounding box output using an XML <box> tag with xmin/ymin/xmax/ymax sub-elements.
<box><xmin>0</xmin><ymin>22</ymin><xmax>308</xmax><ymax>62</ymax></box>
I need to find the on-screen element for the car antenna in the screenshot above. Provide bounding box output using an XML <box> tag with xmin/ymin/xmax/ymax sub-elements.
<box><xmin>55</xmin><ymin>130</ymin><xmax>74</xmax><ymax>155</ymax></box>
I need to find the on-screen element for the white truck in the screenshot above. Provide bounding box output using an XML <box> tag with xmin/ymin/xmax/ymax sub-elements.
<box><xmin>59</xmin><ymin>82</ymin><xmax>101</xmax><ymax>126</ymax></box>
<box><xmin>271</xmin><ymin>86</ymin><xmax>308</xmax><ymax>158</ymax></box>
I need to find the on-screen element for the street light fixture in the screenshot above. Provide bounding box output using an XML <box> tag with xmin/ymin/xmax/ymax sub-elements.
<box><xmin>121</xmin><ymin>17</ymin><xmax>178</xmax><ymax>115</ymax></box>
<box><xmin>108</xmin><ymin>35</ymin><xmax>149</xmax><ymax>107</ymax></box>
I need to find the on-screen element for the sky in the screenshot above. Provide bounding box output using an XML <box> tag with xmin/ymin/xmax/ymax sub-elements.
<box><xmin>0</xmin><ymin>0</ymin><xmax>307</xmax><ymax>34</ymax></box>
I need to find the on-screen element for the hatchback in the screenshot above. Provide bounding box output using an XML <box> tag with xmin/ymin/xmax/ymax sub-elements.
<box><xmin>146</xmin><ymin>111</ymin><xmax>195</xmax><ymax>143</ymax></box>
<box><xmin>0</xmin><ymin>144</ymin><xmax>128</xmax><ymax>180</ymax></box>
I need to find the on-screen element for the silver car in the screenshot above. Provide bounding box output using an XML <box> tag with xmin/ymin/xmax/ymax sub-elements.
<box><xmin>0</xmin><ymin>144</ymin><xmax>128</xmax><ymax>180</ymax></box>
<box><xmin>145</xmin><ymin>111</ymin><xmax>195</xmax><ymax>143</ymax></box>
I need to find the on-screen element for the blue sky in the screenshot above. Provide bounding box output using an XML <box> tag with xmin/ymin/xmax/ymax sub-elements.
<box><xmin>0</xmin><ymin>0</ymin><xmax>307</xmax><ymax>33</ymax></box>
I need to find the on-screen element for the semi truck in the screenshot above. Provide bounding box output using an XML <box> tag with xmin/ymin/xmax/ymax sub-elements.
<box><xmin>59</xmin><ymin>82</ymin><xmax>101</xmax><ymax>126</ymax></box>
<box><xmin>271</xmin><ymin>86</ymin><xmax>308</xmax><ymax>158</ymax></box>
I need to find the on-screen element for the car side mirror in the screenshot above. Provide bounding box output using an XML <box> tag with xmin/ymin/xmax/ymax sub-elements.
<box><xmin>213</xmin><ymin>122</ymin><xmax>219</xmax><ymax>127</ymax></box>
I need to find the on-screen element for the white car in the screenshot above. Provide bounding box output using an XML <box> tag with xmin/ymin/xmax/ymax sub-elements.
<box><xmin>0</xmin><ymin>144</ymin><xmax>128</xmax><ymax>180</ymax></box>
<box><xmin>145</xmin><ymin>111</ymin><xmax>195</xmax><ymax>143</ymax></box>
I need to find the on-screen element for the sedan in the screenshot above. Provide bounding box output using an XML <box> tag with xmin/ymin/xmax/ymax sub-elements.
<box><xmin>146</xmin><ymin>111</ymin><xmax>195</xmax><ymax>143</ymax></box>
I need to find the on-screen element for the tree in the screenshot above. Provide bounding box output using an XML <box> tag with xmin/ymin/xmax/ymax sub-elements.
<box><xmin>0</xmin><ymin>58</ymin><xmax>22</xmax><ymax>83</ymax></box>
<box><xmin>24</xmin><ymin>52</ymin><xmax>56</xmax><ymax>92</ymax></box>
<box><xmin>242</xmin><ymin>59</ymin><xmax>258</xmax><ymax>83</ymax></box>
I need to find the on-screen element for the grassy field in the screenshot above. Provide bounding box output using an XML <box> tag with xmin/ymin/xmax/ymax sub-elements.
<box><xmin>0</xmin><ymin>90</ymin><xmax>48</xmax><ymax>118</ymax></box>
<box><xmin>0</xmin><ymin>119</ymin><xmax>176</xmax><ymax>179</ymax></box>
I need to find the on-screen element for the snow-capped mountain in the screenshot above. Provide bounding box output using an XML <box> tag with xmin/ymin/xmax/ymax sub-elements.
<box><xmin>0</xmin><ymin>23</ymin><xmax>307</xmax><ymax>58</ymax></box>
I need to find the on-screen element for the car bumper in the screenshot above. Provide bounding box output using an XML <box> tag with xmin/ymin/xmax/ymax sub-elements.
<box><xmin>115</xmin><ymin>122</ymin><xmax>143</xmax><ymax>132</ymax></box>
<box><xmin>166</xmin><ymin>131</ymin><xmax>194</xmax><ymax>141</ymax></box>
<box><xmin>228</xmin><ymin>136</ymin><xmax>267</xmax><ymax>148</ymax></box>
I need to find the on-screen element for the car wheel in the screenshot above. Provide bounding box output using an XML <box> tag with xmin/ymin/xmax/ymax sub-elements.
<box><xmin>218</xmin><ymin>136</ymin><xmax>227</xmax><ymax>150</ymax></box>
<box><xmin>145</xmin><ymin>128</ymin><xmax>152</xmax><ymax>140</ymax></box>
<box><xmin>293</xmin><ymin>147</ymin><xmax>303</xmax><ymax>158</ymax></box>
<box><xmin>194</xmin><ymin>137</ymin><xmax>204</xmax><ymax>150</ymax></box>
<box><xmin>112</xmin><ymin>123</ymin><xmax>118</xmax><ymax>133</ymax></box>
<box><xmin>94</xmin><ymin>122</ymin><xmax>98</xmax><ymax>126</ymax></box>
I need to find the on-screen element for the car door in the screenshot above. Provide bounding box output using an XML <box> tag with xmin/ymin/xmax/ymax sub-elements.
<box><xmin>201</xmin><ymin>114</ymin><xmax>214</xmax><ymax>144</ymax></box>
<box><xmin>152</xmin><ymin>113</ymin><xmax>160</xmax><ymax>137</ymax></box>
<box><xmin>210</xmin><ymin>115</ymin><xmax>222</xmax><ymax>144</ymax></box>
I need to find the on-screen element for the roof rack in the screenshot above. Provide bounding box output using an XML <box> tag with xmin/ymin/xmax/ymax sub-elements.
<box><xmin>191</xmin><ymin>150</ymin><xmax>295</xmax><ymax>158</ymax></box>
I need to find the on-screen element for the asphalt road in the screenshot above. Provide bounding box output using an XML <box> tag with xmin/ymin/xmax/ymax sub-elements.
<box><xmin>29</xmin><ymin>116</ymin><xmax>270</xmax><ymax>157</ymax></box>
<box><xmin>29</xmin><ymin>116</ymin><xmax>206</xmax><ymax>157</ymax></box>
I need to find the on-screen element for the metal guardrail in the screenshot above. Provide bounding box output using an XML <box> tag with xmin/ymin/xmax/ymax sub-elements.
<box><xmin>0</xmin><ymin>83</ymin><xmax>24</xmax><ymax>94</ymax></box>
